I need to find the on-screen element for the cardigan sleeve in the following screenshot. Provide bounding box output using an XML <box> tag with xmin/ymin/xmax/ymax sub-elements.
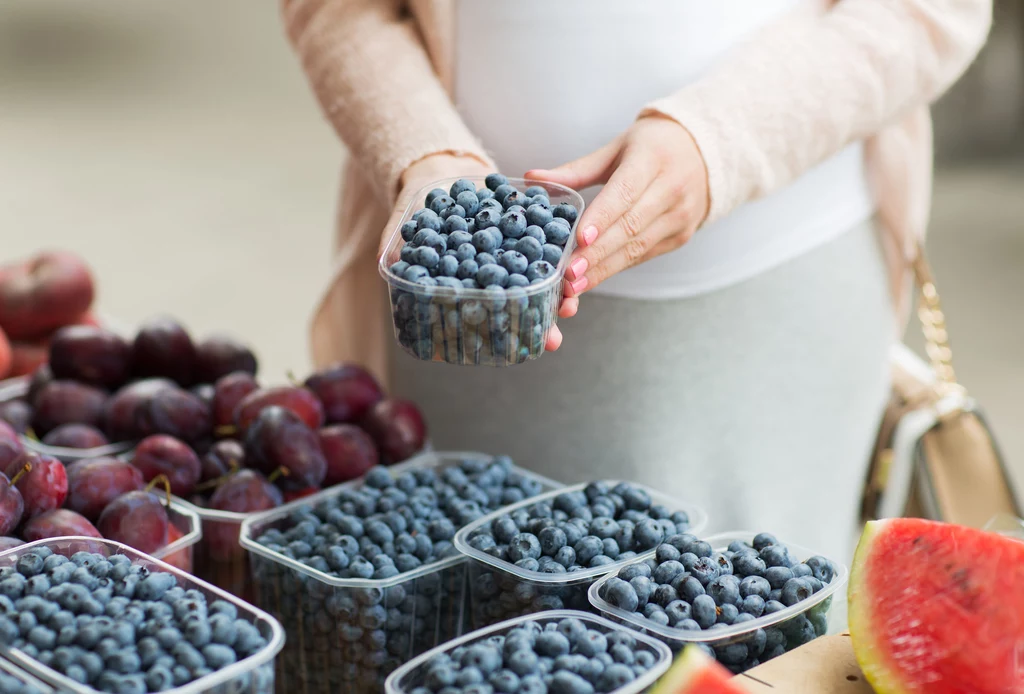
<box><xmin>642</xmin><ymin>0</ymin><xmax>992</xmax><ymax>225</ymax></box>
<box><xmin>281</xmin><ymin>0</ymin><xmax>491</xmax><ymax>203</ymax></box>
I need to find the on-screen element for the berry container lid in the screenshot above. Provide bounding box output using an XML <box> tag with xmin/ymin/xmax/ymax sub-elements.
<box><xmin>0</xmin><ymin>536</ymin><xmax>285</xmax><ymax>694</ymax></box>
<box><xmin>453</xmin><ymin>481</ymin><xmax>709</xmax><ymax>585</ymax></box>
<box><xmin>384</xmin><ymin>609</ymin><xmax>673</xmax><ymax>694</ymax></box>
<box><xmin>0</xmin><ymin>655</ymin><xmax>56</xmax><ymax>693</ymax></box>
<box><xmin>587</xmin><ymin>531</ymin><xmax>849</xmax><ymax>644</ymax></box>
<box><xmin>238</xmin><ymin>451</ymin><xmax>564</xmax><ymax>589</ymax></box>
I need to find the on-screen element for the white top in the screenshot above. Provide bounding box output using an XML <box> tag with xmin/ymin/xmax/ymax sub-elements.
<box><xmin>453</xmin><ymin>0</ymin><xmax>876</xmax><ymax>299</ymax></box>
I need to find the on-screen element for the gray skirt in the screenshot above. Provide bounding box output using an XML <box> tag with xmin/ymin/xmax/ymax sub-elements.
<box><xmin>388</xmin><ymin>219</ymin><xmax>893</xmax><ymax>564</ymax></box>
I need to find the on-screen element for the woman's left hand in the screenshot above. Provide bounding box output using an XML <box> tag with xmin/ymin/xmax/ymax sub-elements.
<box><xmin>527</xmin><ymin>115</ymin><xmax>710</xmax><ymax>324</ymax></box>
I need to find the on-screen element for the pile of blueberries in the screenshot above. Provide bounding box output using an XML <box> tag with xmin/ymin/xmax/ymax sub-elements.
<box><xmin>0</xmin><ymin>547</ymin><xmax>272</xmax><ymax>694</ymax></box>
<box><xmin>596</xmin><ymin>533</ymin><xmax>838</xmax><ymax>673</ymax></box>
<box><xmin>462</xmin><ymin>482</ymin><xmax>692</xmax><ymax>628</ymax></box>
<box><xmin>248</xmin><ymin>457</ymin><xmax>553</xmax><ymax>694</ymax></box>
<box><xmin>386</xmin><ymin>175</ymin><xmax>580</xmax><ymax>366</ymax></box>
<box><xmin>403</xmin><ymin>614</ymin><xmax>664</xmax><ymax>694</ymax></box>
<box><xmin>0</xmin><ymin>665</ymin><xmax>48</xmax><ymax>694</ymax></box>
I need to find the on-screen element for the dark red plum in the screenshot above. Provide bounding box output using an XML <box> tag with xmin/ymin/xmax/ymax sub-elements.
<box><xmin>361</xmin><ymin>398</ymin><xmax>427</xmax><ymax>465</ymax></box>
<box><xmin>131</xmin><ymin>434</ymin><xmax>201</xmax><ymax>496</ymax></box>
<box><xmin>48</xmin><ymin>326</ymin><xmax>132</xmax><ymax>389</ymax></box>
<box><xmin>319</xmin><ymin>424</ymin><xmax>379</xmax><ymax>486</ymax></box>
<box><xmin>190</xmin><ymin>383</ymin><xmax>215</xmax><ymax>407</ymax></box>
<box><xmin>21</xmin><ymin>508</ymin><xmax>102</xmax><ymax>541</ymax></box>
<box><xmin>146</xmin><ymin>387</ymin><xmax>212</xmax><ymax>443</ymax></box>
<box><xmin>97</xmin><ymin>490</ymin><xmax>169</xmax><ymax>555</ymax></box>
<box><xmin>283</xmin><ymin>487</ymin><xmax>319</xmax><ymax>503</ymax></box>
<box><xmin>195</xmin><ymin>335</ymin><xmax>258</xmax><ymax>382</ymax></box>
<box><xmin>32</xmin><ymin>380</ymin><xmax>107</xmax><ymax>434</ymax></box>
<box><xmin>212</xmin><ymin>372</ymin><xmax>259</xmax><ymax>429</ymax></box>
<box><xmin>26</xmin><ymin>364</ymin><xmax>54</xmax><ymax>405</ymax></box>
<box><xmin>244</xmin><ymin>406</ymin><xmax>326</xmax><ymax>488</ymax></box>
<box><xmin>65</xmin><ymin>457</ymin><xmax>145</xmax><ymax>521</ymax></box>
<box><xmin>131</xmin><ymin>317</ymin><xmax>197</xmax><ymax>385</ymax></box>
<box><xmin>201</xmin><ymin>439</ymin><xmax>245</xmax><ymax>483</ymax></box>
<box><xmin>234</xmin><ymin>386</ymin><xmax>324</xmax><ymax>432</ymax></box>
<box><xmin>207</xmin><ymin>469</ymin><xmax>282</xmax><ymax>557</ymax></box>
<box><xmin>0</xmin><ymin>422</ymin><xmax>24</xmax><ymax>470</ymax></box>
<box><xmin>5</xmin><ymin>452</ymin><xmax>68</xmax><ymax>519</ymax></box>
<box><xmin>0</xmin><ymin>473</ymin><xmax>24</xmax><ymax>535</ymax></box>
<box><xmin>102</xmin><ymin>378</ymin><xmax>175</xmax><ymax>441</ymax></box>
<box><xmin>304</xmin><ymin>364</ymin><xmax>383</xmax><ymax>425</ymax></box>
<box><xmin>0</xmin><ymin>400</ymin><xmax>33</xmax><ymax>434</ymax></box>
<box><xmin>41</xmin><ymin>423</ymin><xmax>109</xmax><ymax>449</ymax></box>
<box><xmin>0</xmin><ymin>536</ymin><xmax>23</xmax><ymax>551</ymax></box>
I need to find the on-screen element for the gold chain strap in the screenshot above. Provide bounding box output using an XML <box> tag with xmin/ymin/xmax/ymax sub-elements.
<box><xmin>911</xmin><ymin>240</ymin><xmax>965</xmax><ymax>399</ymax></box>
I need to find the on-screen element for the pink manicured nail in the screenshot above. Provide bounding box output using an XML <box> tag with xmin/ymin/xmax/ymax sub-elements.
<box><xmin>570</xmin><ymin>276</ymin><xmax>588</xmax><ymax>294</ymax></box>
<box><xmin>569</xmin><ymin>257</ymin><xmax>588</xmax><ymax>280</ymax></box>
<box><xmin>582</xmin><ymin>226</ymin><xmax>598</xmax><ymax>246</ymax></box>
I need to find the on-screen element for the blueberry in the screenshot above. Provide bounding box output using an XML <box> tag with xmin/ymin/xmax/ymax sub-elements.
<box><xmin>765</xmin><ymin>566</ymin><xmax>794</xmax><ymax>590</ymax></box>
<box><xmin>760</xmin><ymin>545</ymin><xmax>792</xmax><ymax>569</ymax></box>
<box><xmin>402</xmin><ymin>265</ymin><xmax>431</xmax><ymax>283</ymax></box>
<box><xmin>692</xmin><ymin>594</ymin><xmax>718</xmax><ymax>629</ymax></box>
<box><xmin>634</xmin><ymin>519</ymin><xmax>665</xmax><ymax>549</ymax></box>
<box><xmin>552</xmin><ymin>203</ymin><xmax>578</xmax><ymax>223</ymax></box>
<box><xmin>543</xmin><ymin>221</ymin><xmax>571</xmax><ymax>246</ymax></box>
<box><xmin>499</xmin><ymin>251</ymin><xmax>529</xmax><ymax>275</ymax></box>
<box><xmin>752</xmin><ymin>533</ymin><xmax>778</xmax><ymax>551</ymax></box>
<box><xmin>739</xmin><ymin>575</ymin><xmax>771</xmax><ymax>601</ymax></box>
<box><xmin>508</xmin><ymin>534</ymin><xmax>542</xmax><ymax>562</ymax></box>
<box><xmin>653</xmin><ymin>560</ymin><xmax>686</xmax><ymax>586</ymax></box>
<box><xmin>456</xmin><ymin>191</ymin><xmax>481</xmax><ymax>218</ymax></box>
<box><xmin>652</xmin><ymin>584</ymin><xmax>678</xmax><ymax>607</ymax></box>
<box><xmin>642</xmin><ymin>603</ymin><xmax>670</xmax><ymax>627</ymax></box>
<box><xmin>450</xmin><ymin>178</ymin><xmax>476</xmax><ymax>198</ymax></box>
<box><xmin>507</xmin><ymin>274</ymin><xmax>530</xmax><ymax>288</ymax></box>
<box><xmin>537</xmin><ymin>527</ymin><xmax>567</xmax><ymax>556</ymax></box>
<box><xmin>523</xmin><ymin>225</ymin><xmax>546</xmax><ymax>245</ymax></box>
<box><xmin>550</xmin><ymin>671</ymin><xmax>593</xmax><ymax>694</ymax></box>
<box><xmin>791</xmin><ymin>563</ymin><xmax>814</xmax><ymax>579</ymax></box>
<box><xmin>506</xmin><ymin>648</ymin><xmax>539</xmax><ymax>676</ymax></box>
<box><xmin>708</xmin><ymin>575</ymin><xmax>742</xmax><ymax>606</ymax></box>
<box><xmin>499</xmin><ymin>211</ymin><xmax>527</xmax><ymax>240</ymax></box>
<box><xmin>514</xmin><ymin>237</ymin><xmax>544</xmax><ymax>264</ymax></box>
<box><xmin>628</xmin><ymin>576</ymin><xmax>653</xmax><ymax>607</ymax></box>
<box><xmin>603</xmin><ymin>578</ymin><xmax>638</xmax><ymax>612</ymax></box>
<box><xmin>425</xmin><ymin>188</ymin><xmax>448</xmax><ymax>207</ymax></box>
<box><xmin>457</xmin><ymin>258</ymin><xmax>481</xmax><ymax>281</ymax></box>
<box><xmin>430</xmin><ymin>195</ymin><xmax>455</xmax><ymax>215</ymax></box>
<box><xmin>416</xmin><ymin>210</ymin><xmax>442</xmax><ymax>232</ymax></box>
<box><xmin>437</xmin><ymin>254</ymin><xmax>460</xmax><ymax>278</ymax></box>
<box><xmin>741</xmin><ymin>595</ymin><xmax>766</xmax><ymax>617</ymax></box>
<box><xmin>805</xmin><ymin>556</ymin><xmax>836</xmax><ymax>583</ymax></box>
<box><xmin>655</xmin><ymin>544</ymin><xmax>681</xmax><ymax>564</ymax></box>
<box><xmin>573</xmin><ymin>537</ymin><xmax>603</xmax><ymax>565</ymax></box>
<box><xmin>691</xmin><ymin>557</ymin><xmax>720</xmax><ymax>586</ymax></box>
<box><xmin>781</xmin><ymin>577</ymin><xmax>814</xmax><ymax>606</ymax></box>
<box><xmin>733</xmin><ymin>552</ymin><xmax>767</xmax><ymax>578</ymax></box>
<box><xmin>475</xmin><ymin>209</ymin><xmax>502</xmax><ymax>232</ymax></box>
<box><xmin>576</xmin><ymin>630</ymin><xmax>607</xmax><ymax>658</ymax></box>
<box><xmin>476</xmin><ymin>252</ymin><xmax>497</xmax><ymax>267</ymax></box>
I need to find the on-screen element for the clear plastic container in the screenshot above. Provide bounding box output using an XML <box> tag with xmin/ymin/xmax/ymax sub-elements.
<box><xmin>588</xmin><ymin>531</ymin><xmax>849</xmax><ymax>674</ymax></box>
<box><xmin>454</xmin><ymin>481</ymin><xmax>708</xmax><ymax>630</ymax></box>
<box><xmin>385</xmin><ymin>609</ymin><xmax>673</xmax><ymax>694</ymax></box>
<box><xmin>0</xmin><ymin>536</ymin><xmax>285</xmax><ymax>694</ymax></box>
<box><xmin>0</xmin><ymin>656</ymin><xmax>55</xmax><ymax>694</ymax></box>
<box><xmin>379</xmin><ymin>177</ymin><xmax>584</xmax><ymax>367</ymax></box>
<box><xmin>152</xmin><ymin>499</ymin><xmax>203</xmax><ymax>574</ymax></box>
<box><xmin>238</xmin><ymin>452</ymin><xmax>563</xmax><ymax>694</ymax></box>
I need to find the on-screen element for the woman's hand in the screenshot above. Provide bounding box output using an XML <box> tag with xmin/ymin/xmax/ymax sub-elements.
<box><xmin>526</xmin><ymin>115</ymin><xmax>710</xmax><ymax>320</ymax></box>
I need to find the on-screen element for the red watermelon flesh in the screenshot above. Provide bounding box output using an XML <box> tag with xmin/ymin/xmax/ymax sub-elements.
<box><xmin>849</xmin><ymin>518</ymin><xmax>1024</xmax><ymax>694</ymax></box>
<box><xmin>650</xmin><ymin>645</ymin><xmax>748</xmax><ymax>694</ymax></box>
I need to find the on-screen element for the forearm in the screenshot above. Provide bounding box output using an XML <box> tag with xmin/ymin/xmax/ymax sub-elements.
<box><xmin>643</xmin><ymin>0</ymin><xmax>992</xmax><ymax>223</ymax></box>
<box><xmin>281</xmin><ymin>0</ymin><xmax>491</xmax><ymax>203</ymax></box>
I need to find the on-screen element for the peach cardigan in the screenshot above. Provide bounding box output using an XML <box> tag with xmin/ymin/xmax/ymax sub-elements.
<box><xmin>284</xmin><ymin>0</ymin><xmax>992</xmax><ymax>380</ymax></box>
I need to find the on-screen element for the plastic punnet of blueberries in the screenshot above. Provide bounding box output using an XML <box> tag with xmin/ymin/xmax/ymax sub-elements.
<box><xmin>0</xmin><ymin>546</ymin><xmax>275</xmax><ymax>694</ymax></box>
<box><xmin>380</xmin><ymin>175</ymin><xmax>584</xmax><ymax>366</ymax></box>
<box><xmin>243</xmin><ymin>455</ymin><xmax>558</xmax><ymax>694</ymax></box>
<box><xmin>457</xmin><ymin>481</ymin><xmax>697</xmax><ymax>629</ymax></box>
<box><xmin>593</xmin><ymin>532</ymin><xmax>840</xmax><ymax>674</ymax></box>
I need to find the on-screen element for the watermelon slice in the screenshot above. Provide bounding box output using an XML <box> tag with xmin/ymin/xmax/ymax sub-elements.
<box><xmin>849</xmin><ymin>518</ymin><xmax>1024</xmax><ymax>694</ymax></box>
<box><xmin>650</xmin><ymin>645</ymin><xmax>748</xmax><ymax>694</ymax></box>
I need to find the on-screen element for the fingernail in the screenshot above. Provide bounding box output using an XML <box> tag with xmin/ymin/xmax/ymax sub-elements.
<box><xmin>569</xmin><ymin>257</ymin><xmax>588</xmax><ymax>280</ymax></box>
<box><xmin>570</xmin><ymin>276</ymin><xmax>588</xmax><ymax>294</ymax></box>
<box><xmin>582</xmin><ymin>226</ymin><xmax>598</xmax><ymax>246</ymax></box>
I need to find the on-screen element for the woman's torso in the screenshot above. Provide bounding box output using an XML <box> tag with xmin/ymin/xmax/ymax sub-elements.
<box><xmin>452</xmin><ymin>0</ymin><xmax>875</xmax><ymax>299</ymax></box>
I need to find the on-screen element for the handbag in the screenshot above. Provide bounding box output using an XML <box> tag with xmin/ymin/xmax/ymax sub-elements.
<box><xmin>861</xmin><ymin>242</ymin><xmax>1022</xmax><ymax>527</ymax></box>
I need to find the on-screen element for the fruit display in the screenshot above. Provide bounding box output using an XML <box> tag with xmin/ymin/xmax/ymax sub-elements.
<box><xmin>385</xmin><ymin>611</ymin><xmax>673</xmax><ymax>694</ymax></box>
<box><xmin>589</xmin><ymin>533</ymin><xmax>845</xmax><ymax>675</ymax></box>
<box><xmin>0</xmin><ymin>538</ymin><xmax>284</xmax><ymax>694</ymax></box>
<box><xmin>648</xmin><ymin>645</ymin><xmax>747</xmax><ymax>694</ymax></box>
<box><xmin>380</xmin><ymin>176</ymin><xmax>584</xmax><ymax>366</ymax></box>
<box><xmin>848</xmin><ymin>518</ymin><xmax>1024</xmax><ymax>694</ymax></box>
<box><xmin>454</xmin><ymin>482</ymin><xmax>706</xmax><ymax>630</ymax></box>
<box><xmin>239</xmin><ymin>453</ymin><xmax>562</xmax><ymax>694</ymax></box>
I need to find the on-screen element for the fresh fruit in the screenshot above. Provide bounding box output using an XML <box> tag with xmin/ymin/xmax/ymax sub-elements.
<box><xmin>4</xmin><ymin>452</ymin><xmax>68</xmax><ymax>519</ymax></box>
<box><xmin>31</xmin><ymin>380</ymin><xmax>107</xmax><ymax>435</ymax></box>
<box><xmin>243</xmin><ymin>406</ymin><xmax>326</xmax><ymax>488</ymax></box>
<box><xmin>304</xmin><ymin>364</ymin><xmax>383</xmax><ymax>425</ymax></box>
<box><xmin>194</xmin><ymin>335</ymin><xmax>258</xmax><ymax>382</ymax></box>
<box><xmin>849</xmin><ymin>518</ymin><xmax>1024</xmax><ymax>694</ymax></box>
<box><xmin>212</xmin><ymin>372</ymin><xmax>259</xmax><ymax>428</ymax></box>
<box><xmin>360</xmin><ymin>398</ymin><xmax>427</xmax><ymax>464</ymax></box>
<box><xmin>190</xmin><ymin>382</ymin><xmax>215</xmax><ymax>407</ymax></box>
<box><xmin>65</xmin><ymin>457</ymin><xmax>145</xmax><ymax>520</ymax></box>
<box><xmin>206</xmin><ymin>470</ymin><xmax>283</xmax><ymax>557</ymax></box>
<box><xmin>233</xmin><ymin>386</ymin><xmax>325</xmax><ymax>432</ymax></box>
<box><xmin>0</xmin><ymin>472</ymin><xmax>24</xmax><ymax>535</ymax></box>
<box><xmin>0</xmin><ymin>251</ymin><xmax>95</xmax><ymax>340</ymax></box>
<box><xmin>102</xmin><ymin>377</ymin><xmax>175</xmax><ymax>441</ymax></box>
<box><xmin>97</xmin><ymin>489</ymin><xmax>170</xmax><ymax>555</ymax></box>
<box><xmin>131</xmin><ymin>317</ymin><xmax>197</xmax><ymax>385</ymax></box>
<box><xmin>0</xmin><ymin>421</ymin><xmax>24</xmax><ymax>469</ymax></box>
<box><xmin>26</xmin><ymin>363</ymin><xmax>53</xmax><ymax>403</ymax></box>
<box><xmin>318</xmin><ymin>423</ymin><xmax>379</xmax><ymax>486</ymax></box>
<box><xmin>0</xmin><ymin>536</ymin><xmax>23</xmax><ymax>551</ymax></box>
<box><xmin>650</xmin><ymin>645</ymin><xmax>746</xmax><ymax>694</ymax></box>
<box><xmin>200</xmin><ymin>439</ymin><xmax>245</xmax><ymax>483</ymax></box>
<box><xmin>21</xmin><ymin>508</ymin><xmax>102</xmax><ymax>541</ymax></box>
<box><xmin>6</xmin><ymin>339</ymin><xmax>48</xmax><ymax>378</ymax></box>
<box><xmin>283</xmin><ymin>487</ymin><xmax>318</xmax><ymax>503</ymax></box>
<box><xmin>41</xmin><ymin>423</ymin><xmax>109</xmax><ymax>449</ymax></box>
<box><xmin>48</xmin><ymin>325</ymin><xmax>132</xmax><ymax>389</ymax></box>
<box><xmin>0</xmin><ymin>326</ymin><xmax>10</xmax><ymax>378</ymax></box>
<box><xmin>160</xmin><ymin>521</ymin><xmax>192</xmax><ymax>572</ymax></box>
<box><xmin>145</xmin><ymin>386</ymin><xmax>213</xmax><ymax>442</ymax></box>
<box><xmin>131</xmin><ymin>434</ymin><xmax>202</xmax><ymax>496</ymax></box>
<box><xmin>0</xmin><ymin>400</ymin><xmax>32</xmax><ymax>435</ymax></box>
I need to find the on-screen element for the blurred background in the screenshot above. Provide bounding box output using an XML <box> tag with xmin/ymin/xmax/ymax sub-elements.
<box><xmin>1</xmin><ymin>1</ymin><xmax>1021</xmax><ymax>476</ymax></box>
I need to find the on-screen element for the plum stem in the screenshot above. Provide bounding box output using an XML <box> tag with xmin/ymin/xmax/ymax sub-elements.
<box><xmin>9</xmin><ymin>462</ymin><xmax>31</xmax><ymax>485</ymax></box>
<box><xmin>145</xmin><ymin>474</ymin><xmax>172</xmax><ymax>507</ymax></box>
<box><xmin>285</xmin><ymin>370</ymin><xmax>300</xmax><ymax>386</ymax></box>
<box><xmin>24</xmin><ymin>428</ymin><xmax>39</xmax><ymax>442</ymax></box>
<box><xmin>268</xmin><ymin>467</ymin><xmax>291</xmax><ymax>483</ymax></box>
<box><xmin>214</xmin><ymin>425</ymin><xmax>237</xmax><ymax>437</ymax></box>
<box><xmin>193</xmin><ymin>466</ymin><xmax>240</xmax><ymax>493</ymax></box>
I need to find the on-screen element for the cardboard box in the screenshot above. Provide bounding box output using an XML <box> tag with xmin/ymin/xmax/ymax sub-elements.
<box><xmin>734</xmin><ymin>634</ymin><xmax>874</xmax><ymax>693</ymax></box>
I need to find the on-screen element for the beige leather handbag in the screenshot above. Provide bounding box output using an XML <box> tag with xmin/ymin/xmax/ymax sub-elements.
<box><xmin>862</xmin><ymin>244</ymin><xmax>1021</xmax><ymax>527</ymax></box>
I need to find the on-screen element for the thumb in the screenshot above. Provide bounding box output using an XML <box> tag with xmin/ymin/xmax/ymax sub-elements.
<box><xmin>526</xmin><ymin>137</ymin><xmax>622</xmax><ymax>190</ymax></box>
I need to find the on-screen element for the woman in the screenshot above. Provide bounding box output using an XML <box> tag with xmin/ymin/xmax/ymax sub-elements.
<box><xmin>286</xmin><ymin>0</ymin><xmax>991</xmax><ymax>561</ymax></box>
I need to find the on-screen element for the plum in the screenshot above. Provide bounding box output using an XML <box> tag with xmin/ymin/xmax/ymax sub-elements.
<box><xmin>49</xmin><ymin>325</ymin><xmax>132</xmax><ymax>389</ymax></box>
<box><xmin>244</xmin><ymin>406</ymin><xmax>326</xmax><ymax>488</ymax></box>
<box><xmin>234</xmin><ymin>386</ymin><xmax>324</xmax><ymax>432</ymax></box>
<box><xmin>212</xmin><ymin>372</ymin><xmax>258</xmax><ymax>429</ymax></box>
<box><xmin>65</xmin><ymin>457</ymin><xmax>145</xmax><ymax>521</ymax></box>
<box><xmin>26</xmin><ymin>364</ymin><xmax>54</xmax><ymax>404</ymax></box>
<box><xmin>21</xmin><ymin>508</ymin><xmax>102</xmax><ymax>541</ymax></box>
<box><xmin>0</xmin><ymin>472</ymin><xmax>24</xmax><ymax>535</ymax></box>
<box><xmin>201</xmin><ymin>439</ymin><xmax>244</xmax><ymax>484</ymax></box>
<box><xmin>0</xmin><ymin>536</ymin><xmax>23</xmax><ymax>551</ymax></box>
<box><xmin>206</xmin><ymin>469</ymin><xmax>282</xmax><ymax>557</ymax></box>
<box><xmin>0</xmin><ymin>400</ymin><xmax>32</xmax><ymax>435</ymax></box>
<box><xmin>360</xmin><ymin>399</ymin><xmax>427</xmax><ymax>465</ymax></box>
<box><xmin>0</xmin><ymin>421</ymin><xmax>24</xmax><ymax>470</ymax></box>
<box><xmin>0</xmin><ymin>251</ymin><xmax>95</xmax><ymax>340</ymax></box>
<box><xmin>283</xmin><ymin>487</ymin><xmax>319</xmax><ymax>503</ymax></box>
<box><xmin>160</xmin><ymin>522</ymin><xmax>192</xmax><ymax>572</ymax></box>
<box><xmin>41</xmin><ymin>423</ymin><xmax>109</xmax><ymax>449</ymax></box>
<box><xmin>7</xmin><ymin>339</ymin><xmax>48</xmax><ymax>379</ymax></box>
<box><xmin>318</xmin><ymin>424</ymin><xmax>379</xmax><ymax>486</ymax></box>
<box><xmin>97</xmin><ymin>490</ymin><xmax>169</xmax><ymax>555</ymax></box>
<box><xmin>191</xmin><ymin>383</ymin><xmax>215</xmax><ymax>407</ymax></box>
<box><xmin>0</xmin><ymin>327</ymin><xmax>9</xmax><ymax>378</ymax></box>
<box><xmin>102</xmin><ymin>377</ymin><xmax>175</xmax><ymax>441</ymax></box>
<box><xmin>131</xmin><ymin>434</ymin><xmax>201</xmax><ymax>496</ymax></box>
<box><xmin>145</xmin><ymin>387</ymin><xmax>213</xmax><ymax>443</ymax></box>
<box><xmin>32</xmin><ymin>380</ymin><xmax>107</xmax><ymax>434</ymax></box>
<box><xmin>4</xmin><ymin>452</ymin><xmax>68</xmax><ymax>519</ymax></box>
<box><xmin>131</xmin><ymin>317</ymin><xmax>197</xmax><ymax>385</ymax></box>
<box><xmin>304</xmin><ymin>364</ymin><xmax>383</xmax><ymax>425</ymax></box>
<box><xmin>195</xmin><ymin>335</ymin><xmax>258</xmax><ymax>382</ymax></box>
